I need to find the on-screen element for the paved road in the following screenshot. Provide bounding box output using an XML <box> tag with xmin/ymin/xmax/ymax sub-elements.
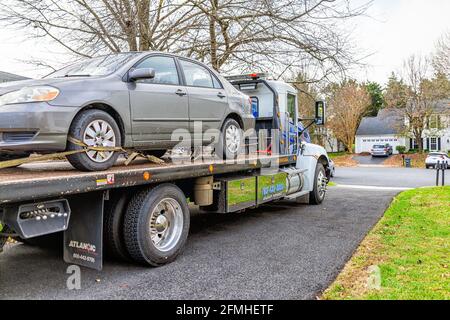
<box><xmin>334</xmin><ymin>167</ymin><xmax>442</xmax><ymax>189</ymax></box>
<box><xmin>1</xmin><ymin>167</ymin><xmax>440</xmax><ymax>300</ymax></box>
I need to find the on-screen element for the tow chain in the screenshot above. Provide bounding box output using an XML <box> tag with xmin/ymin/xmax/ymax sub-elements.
<box><xmin>0</xmin><ymin>137</ymin><xmax>165</xmax><ymax>170</ymax></box>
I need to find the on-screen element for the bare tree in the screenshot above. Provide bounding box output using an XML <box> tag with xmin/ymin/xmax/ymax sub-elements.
<box><xmin>392</xmin><ymin>55</ymin><xmax>448</xmax><ymax>152</ymax></box>
<box><xmin>0</xmin><ymin>0</ymin><xmax>369</xmax><ymax>78</ymax></box>
<box><xmin>185</xmin><ymin>0</ymin><xmax>370</xmax><ymax>77</ymax></box>
<box><xmin>0</xmin><ymin>0</ymin><xmax>203</xmax><ymax>59</ymax></box>
<box><xmin>433</xmin><ymin>31</ymin><xmax>450</xmax><ymax>77</ymax></box>
<box><xmin>326</xmin><ymin>80</ymin><xmax>370</xmax><ymax>152</ymax></box>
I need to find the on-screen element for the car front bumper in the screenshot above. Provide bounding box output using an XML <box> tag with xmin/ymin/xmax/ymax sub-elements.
<box><xmin>0</xmin><ymin>102</ymin><xmax>79</xmax><ymax>153</ymax></box>
<box><xmin>371</xmin><ymin>152</ymin><xmax>388</xmax><ymax>156</ymax></box>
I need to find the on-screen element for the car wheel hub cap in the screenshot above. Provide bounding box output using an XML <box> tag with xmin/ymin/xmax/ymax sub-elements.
<box><xmin>83</xmin><ymin>119</ymin><xmax>116</xmax><ymax>163</ymax></box>
<box><xmin>149</xmin><ymin>198</ymin><xmax>183</xmax><ymax>252</ymax></box>
<box><xmin>225</xmin><ymin>124</ymin><xmax>241</xmax><ymax>154</ymax></box>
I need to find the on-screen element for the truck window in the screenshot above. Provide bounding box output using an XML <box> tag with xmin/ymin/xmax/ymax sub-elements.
<box><xmin>287</xmin><ymin>93</ymin><xmax>296</xmax><ymax>120</ymax></box>
<box><xmin>250</xmin><ymin>97</ymin><xmax>259</xmax><ymax>118</ymax></box>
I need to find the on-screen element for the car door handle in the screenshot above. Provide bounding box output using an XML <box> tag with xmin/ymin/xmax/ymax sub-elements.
<box><xmin>217</xmin><ymin>92</ymin><xmax>226</xmax><ymax>99</ymax></box>
<box><xmin>175</xmin><ymin>89</ymin><xmax>187</xmax><ymax>96</ymax></box>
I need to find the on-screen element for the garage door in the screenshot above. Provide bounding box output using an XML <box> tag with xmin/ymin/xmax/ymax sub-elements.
<box><xmin>357</xmin><ymin>136</ymin><xmax>402</xmax><ymax>154</ymax></box>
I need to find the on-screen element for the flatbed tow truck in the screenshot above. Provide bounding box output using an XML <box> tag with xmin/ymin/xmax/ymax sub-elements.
<box><xmin>0</xmin><ymin>74</ymin><xmax>330</xmax><ymax>270</ymax></box>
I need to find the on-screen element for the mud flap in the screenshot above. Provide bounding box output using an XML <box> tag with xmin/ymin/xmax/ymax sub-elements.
<box><xmin>63</xmin><ymin>191</ymin><xmax>105</xmax><ymax>271</ymax></box>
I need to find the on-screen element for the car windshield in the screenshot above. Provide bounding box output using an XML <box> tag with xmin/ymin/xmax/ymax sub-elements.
<box><xmin>429</xmin><ymin>153</ymin><xmax>445</xmax><ymax>157</ymax></box>
<box><xmin>45</xmin><ymin>53</ymin><xmax>139</xmax><ymax>78</ymax></box>
<box><xmin>373</xmin><ymin>145</ymin><xmax>385</xmax><ymax>148</ymax></box>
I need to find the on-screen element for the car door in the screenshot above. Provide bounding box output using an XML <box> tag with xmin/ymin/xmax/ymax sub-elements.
<box><xmin>129</xmin><ymin>55</ymin><xmax>189</xmax><ymax>147</ymax></box>
<box><xmin>178</xmin><ymin>59</ymin><xmax>228</xmax><ymax>143</ymax></box>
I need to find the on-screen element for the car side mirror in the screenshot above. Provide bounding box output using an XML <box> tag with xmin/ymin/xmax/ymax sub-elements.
<box><xmin>315</xmin><ymin>101</ymin><xmax>326</xmax><ymax>126</ymax></box>
<box><xmin>129</xmin><ymin>68</ymin><xmax>155</xmax><ymax>82</ymax></box>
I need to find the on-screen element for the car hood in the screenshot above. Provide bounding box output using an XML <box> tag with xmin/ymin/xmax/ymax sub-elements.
<box><xmin>0</xmin><ymin>78</ymin><xmax>97</xmax><ymax>96</ymax></box>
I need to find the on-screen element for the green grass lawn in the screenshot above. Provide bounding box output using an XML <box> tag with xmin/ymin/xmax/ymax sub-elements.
<box><xmin>323</xmin><ymin>187</ymin><xmax>450</xmax><ymax>300</ymax></box>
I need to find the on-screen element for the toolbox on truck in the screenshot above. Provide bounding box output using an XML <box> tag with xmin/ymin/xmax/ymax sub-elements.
<box><xmin>213</xmin><ymin>176</ymin><xmax>257</xmax><ymax>213</ymax></box>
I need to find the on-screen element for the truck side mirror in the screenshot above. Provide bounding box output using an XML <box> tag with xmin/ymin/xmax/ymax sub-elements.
<box><xmin>315</xmin><ymin>101</ymin><xmax>326</xmax><ymax>126</ymax></box>
<box><xmin>129</xmin><ymin>68</ymin><xmax>155</xmax><ymax>82</ymax></box>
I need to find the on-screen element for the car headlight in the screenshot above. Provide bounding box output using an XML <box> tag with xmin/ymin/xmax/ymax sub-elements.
<box><xmin>0</xmin><ymin>86</ymin><xmax>60</xmax><ymax>106</ymax></box>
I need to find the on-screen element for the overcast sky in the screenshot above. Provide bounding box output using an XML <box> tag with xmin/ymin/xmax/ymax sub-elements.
<box><xmin>0</xmin><ymin>0</ymin><xmax>449</xmax><ymax>85</ymax></box>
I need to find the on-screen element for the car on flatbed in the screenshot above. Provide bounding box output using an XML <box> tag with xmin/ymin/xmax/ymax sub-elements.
<box><xmin>0</xmin><ymin>52</ymin><xmax>254</xmax><ymax>171</ymax></box>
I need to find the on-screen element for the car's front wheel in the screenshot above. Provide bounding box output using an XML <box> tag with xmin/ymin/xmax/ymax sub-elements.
<box><xmin>66</xmin><ymin>110</ymin><xmax>121</xmax><ymax>171</ymax></box>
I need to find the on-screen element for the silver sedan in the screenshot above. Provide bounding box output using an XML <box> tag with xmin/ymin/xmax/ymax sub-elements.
<box><xmin>0</xmin><ymin>52</ymin><xmax>254</xmax><ymax>171</ymax></box>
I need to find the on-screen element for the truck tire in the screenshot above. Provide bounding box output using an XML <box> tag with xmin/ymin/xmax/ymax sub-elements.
<box><xmin>309</xmin><ymin>162</ymin><xmax>327</xmax><ymax>205</ymax></box>
<box><xmin>123</xmin><ymin>184</ymin><xmax>190</xmax><ymax>266</ymax></box>
<box><xmin>216</xmin><ymin>118</ymin><xmax>242</xmax><ymax>160</ymax></box>
<box><xmin>104</xmin><ymin>191</ymin><xmax>131</xmax><ymax>261</ymax></box>
<box><xmin>66</xmin><ymin>109</ymin><xmax>121</xmax><ymax>172</ymax></box>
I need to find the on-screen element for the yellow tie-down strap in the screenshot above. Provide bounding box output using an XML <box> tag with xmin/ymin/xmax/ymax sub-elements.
<box><xmin>0</xmin><ymin>137</ymin><xmax>165</xmax><ymax>170</ymax></box>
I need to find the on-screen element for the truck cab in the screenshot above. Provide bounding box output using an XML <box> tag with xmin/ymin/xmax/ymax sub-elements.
<box><xmin>226</xmin><ymin>73</ymin><xmax>331</xmax><ymax>179</ymax></box>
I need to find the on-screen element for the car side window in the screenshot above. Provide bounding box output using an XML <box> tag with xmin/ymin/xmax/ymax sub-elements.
<box><xmin>134</xmin><ymin>56</ymin><xmax>179</xmax><ymax>85</ymax></box>
<box><xmin>180</xmin><ymin>60</ymin><xmax>214</xmax><ymax>88</ymax></box>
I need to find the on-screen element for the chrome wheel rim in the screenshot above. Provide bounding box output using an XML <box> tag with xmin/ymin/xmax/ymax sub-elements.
<box><xmin>317</xmin><ymin>170</ymin><xmax>327</xmax><ymax>199</ymax></box>
<box><xmin>83</xmin><ymin>120</ymin><xmax>116</xmax><ymax>163</ymax></box>
<box><xmin>149</xmin><ymin>198</ymin><xmax>183</xmax><ymax>252</ymax></box>
<box><xmin>225</xmin><ymin>124</ymin><xmax>241</xmax><ymax>154</ymax></box>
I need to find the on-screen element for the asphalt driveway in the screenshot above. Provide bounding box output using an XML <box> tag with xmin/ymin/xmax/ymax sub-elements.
<box><xmin>1</xmin><ymin>166</ymin><xmax>441</xmax><ymax>300</ymax></box>
<box><xmin>353</xmin><ymin>155</ymin><xmax>388</xmax><ymax>165</ymax></box>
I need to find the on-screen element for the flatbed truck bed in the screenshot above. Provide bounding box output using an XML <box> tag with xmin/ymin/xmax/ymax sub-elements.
<box><xmin>1</xmin><ymin>153</ymin><xmax>328</xmax><ymax>270</ymax></box>
<box><xmin>0</xmin><ymin>155</ymin><xmax>295</xmax><ymax>204</ymax></box>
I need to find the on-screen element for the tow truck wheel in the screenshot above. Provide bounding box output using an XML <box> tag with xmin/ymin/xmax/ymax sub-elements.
<box><xmin>124</xmin><ymin>184</ymin><xmax>190</xmax><ymax>266</ymax></box>
<box><xmin>104</xmin><ymin>191</ymin><xmax>131</xmax><ymax>261</ymax></box>
<box><xmin>309</xmin><ymin>162</ymin><xmax>327</xmax><ymax>205</ymax></box>
<box><xmin>67</xmin><ymin>109</ymin><xmax>121</xmax><ymax>172</ymax></box>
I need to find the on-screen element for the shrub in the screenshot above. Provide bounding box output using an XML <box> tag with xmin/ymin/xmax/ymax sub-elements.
<box><xmin>396</xmin><ymin>146</ymin><xmax>406</xmax><ymax>154</ymax></box>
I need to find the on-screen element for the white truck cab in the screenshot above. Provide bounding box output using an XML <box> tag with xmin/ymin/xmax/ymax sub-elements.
<box><xmin>227</xmin><ymin>73</ymin><xmax>331</xmax><ymax>199</ymax></box>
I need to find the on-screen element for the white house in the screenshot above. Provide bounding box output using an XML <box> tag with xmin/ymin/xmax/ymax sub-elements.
<box><xmin>356</xmin><ymin>100</ymin><xmax>450</xmax><ymax>154</ymax></box>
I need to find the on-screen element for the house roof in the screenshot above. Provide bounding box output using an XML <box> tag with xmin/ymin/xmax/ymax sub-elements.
<box><xmin>356</xmin><ymin>109</ymin><xmax>404</xmax><ymax>136</ymax></box>
<box><xmin>434</xmin><ymin>99</ymin><xmax>450</xmax><ymax>113</ymax></box>
<box><xmin>0</xmin><ymin>71</ymin><xmax>29</xmax><ymax>83</ymax></box>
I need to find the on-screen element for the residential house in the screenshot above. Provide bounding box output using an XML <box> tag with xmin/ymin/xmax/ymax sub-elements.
<box><xmin>356</xmin><ymin>100</ymin><xmax>450</xmax><ymax>154</ymax></box>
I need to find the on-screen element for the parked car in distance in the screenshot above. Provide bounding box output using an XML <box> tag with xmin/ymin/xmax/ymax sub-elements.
<box><xmin>371</xmin><ymin>144</ymin><xmax>391</xmax><ymax>157</ymax></box>
<box><xmin>425</xmin><ymin>152</ymin><xmax>449</xmax><ymax>169</ymax></box>
<box><xmin>0</xmin><ymin>52</ymin><xmax>254</xmax><ymax>171</ymax></box>
<box><xmin>384</xmin><ymin>144</ymin><xmax>393</xmax><ymax>155</ymax></box>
